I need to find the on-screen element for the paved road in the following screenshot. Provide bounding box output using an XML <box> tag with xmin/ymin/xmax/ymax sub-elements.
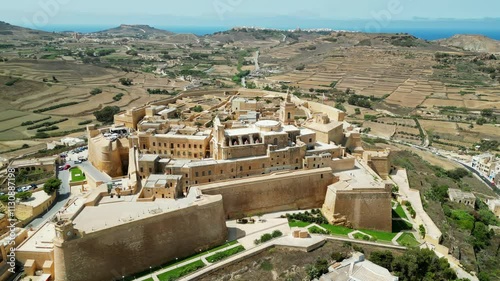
<box><xmin>79</xmin><ymin>161</ymin><xmax>111</xmax><ymax>182</ymax></box>
<box><xmin>29</xmin><ymin>165</ymin><xmax>71</xmax><ymax>228</ymax></box>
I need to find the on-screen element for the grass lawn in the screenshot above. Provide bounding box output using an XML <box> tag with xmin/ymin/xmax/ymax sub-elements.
<box><xmin>157</xmin><ymin>260</ymin><xmax>205</xmax><ymax>281</ymax></box>
<box><xmin>321</xmin><ymin>224</ymin><xmax>353</xmax><ymax>236</ymax></box>
<box><xmin>125</xmin><ymin>240</ymin><xmax>238</xmax><ymax>279</ymax></box>
<box><xmin>397</xmin><ymin>233</ymin><xmax>420</xmax><ymax>247</ymax></box>
<box><xmin>70</xmin><ymin>167</ymin><xmax>86</xmax><ymax>182</ymax></box>
<box><xmin>206</xmin><ymin>245</ymin><xmax>245</xmax><ymax>263</ymax></box>
<box><xmin>288</xmin><ymin>220</ymin><xmax>311</xmax><ymax>228</ymax></box>
<box><xmin>359</xmin><ymin>229</ymin><xmax>398</xmax><ymax>241</ymax></box>
<box><xmin>393</xmin><ymin>204</ymin><xmax>409</xmax><ymax>220</ymax></box>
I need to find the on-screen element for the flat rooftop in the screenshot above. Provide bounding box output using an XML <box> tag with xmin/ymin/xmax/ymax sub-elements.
<box><xmin>18</xmin><ymin>191</ymin><xmax>52</xmax><ymax>207</ymax></box>
<box><xmin>72</xmin><ymin>189</ymin><xmax>210</xmax><ymax>233</ymax></box>
<box><xmin>17</xmin><ymin>223</ymin><xmax>55</xmax><ymax>253</ymax></box>
<box><xmin>331</xmin><ymin>160</ymin><xmax>386</xmax><ymax>190</ymax></box>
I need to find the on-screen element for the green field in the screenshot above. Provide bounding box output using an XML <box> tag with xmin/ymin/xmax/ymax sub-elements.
<box><xmin>288</xmin><ymin>220</ymin><xmax>311</xmax><ymax>228</ymax></box>
<box><xmin>393</xmin><ymin>203</ymin><xmax>409</xmax><ymax>220</ymax></box>
<box><xmin>70</xmin><ymin>167</ymin><xmax>86</xmax><ymax>182</ymax></box>
<box><xmin>359</xmin><ymin>229</ymin><xmax>398</xmax><ymax>241</ymax></box>
<box><xmin>157</xmin><ymin>260</ymin><xmax>205</xmax><ymax>281</ymax></box>
<box><xmin>397</xmin><ymin>233</ymin><xmax>420</xmax><ymax>247</ymax></box>
<box><xmin>320</xmin><ymin>224</ymin><xmax>353</xmax><ymax>236</ymax></box>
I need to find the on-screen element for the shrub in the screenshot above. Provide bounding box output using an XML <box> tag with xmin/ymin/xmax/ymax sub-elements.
<box><xmin>271</xmin><ymin>230</ymin><xmax>282</xmax><ymax>238</ymax></box>
<box><xmin>78</xmin><ymin>120</ymin><xmax>92</xmax><ymax>126</ymax></box>
<box><xmin>5</xmin><ymin>77</ymin><xmax>20</xmax><ymax>86</ymax></box>
<box><xmin>90</xmin><ymin>88</ymin><xmax>102</xmax><ymax>95</ymax></box>
<box><xmin>119</xmin><ymin>78</ymin><xmax>133</xmax><ymax>86</ymax></box>
<box><xmin>260</xmin><ymin>233</ymin><xmax>273</xmax><ymax>243</ymax></box>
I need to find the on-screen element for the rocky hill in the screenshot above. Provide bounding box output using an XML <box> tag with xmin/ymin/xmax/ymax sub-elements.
<box><xmin>0</xmin><ymin>21</ymin><xmax>57</xmax><ymax>41</ymax></box>
<box><xmin>436</xmin><ymin>34</ymin><xmax>500</xmax><ymax>53</ymax></box>
<box><xmin>97</xmin><ymin>24</ymin><xmax>174</xmax><ymax>37</ymax></box>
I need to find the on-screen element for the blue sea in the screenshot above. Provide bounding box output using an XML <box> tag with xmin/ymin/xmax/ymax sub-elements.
<box><xmin>39</xmin><ymin>25</ymin><xmax>500</xmax><ymax>41</ymax></box>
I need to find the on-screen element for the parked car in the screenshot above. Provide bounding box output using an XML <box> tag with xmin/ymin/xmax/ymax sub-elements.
<box><xmin>63</xmin><ymin>164</ymin><xmax>71</xmax><ymax>170</ymax></box>
<box><xmin>74</xmin><ymin>160</ymin><xmax>82</xmax><ymax>164</ymax></box>
<box><xmin>236</xmin><ymin>219</ymin><xmax>248</xmax><ymax>224</ymax></box>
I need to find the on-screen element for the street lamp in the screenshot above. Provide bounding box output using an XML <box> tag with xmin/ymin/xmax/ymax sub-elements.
<box><xmin>149</xmin><ymin>266</ymin><xmax>152</xmax><ymax>276</ymax></box>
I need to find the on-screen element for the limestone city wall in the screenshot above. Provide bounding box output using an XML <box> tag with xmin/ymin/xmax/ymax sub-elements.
<box><xmin>199</xmin><ymin>168</ymin><xmax>334</xmax><ymax>218</ymax></box>
<box><xmin>53</xmin><ymin>195</ymin><xmax>227</xmax><ymax>281</ymax></box>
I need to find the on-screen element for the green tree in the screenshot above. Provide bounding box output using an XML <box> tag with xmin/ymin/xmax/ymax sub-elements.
<box><xmin>392</xmin><ymin>248</ymin><xmax>457</xmax><ymax>281</ymax></box>
<box><xmin>15</xmin><ymin>191</ymin><xmax>32</xmax><ymax>201</ymax></box>
<box><xmin>119</xmin><ymin>78</ymin><xmax>133</xmax><ymax>86</ymax></box>
<box><xmin>369</xmin><ymin>250</ymin><xmax>394</xmax><ymax>270</ymax></box>
<box><xmin>44</xmin><ymin>178</ymin><xmax>62</xmax><ymax>195</ymax></box>
<box><xmin>93</xmin><ymin>106</ymin><xmax>121</xmax><ymax>124</ymax></box>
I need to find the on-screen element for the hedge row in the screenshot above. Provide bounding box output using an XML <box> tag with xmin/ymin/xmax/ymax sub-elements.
<box><xmin>21</xmin><ymin>116</ymin><xmax>52</xmax><ymax>126</ymax></box>
<box><xmin>27</xmin><ymin>118</ymin><xmax>68</xmax><ymax>130</ymax></box>
<box><xmin>33</xmin><ymin>102</ymin><xmax>79</xmax><ymax>113</ymax></box>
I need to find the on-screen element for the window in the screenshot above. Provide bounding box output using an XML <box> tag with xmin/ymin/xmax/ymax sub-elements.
<box><xmin>152</xmin><ymin>142</ymin><xmax>156</xmax><ymax>146</ymax></box>
<box><xmin>202</xmin><ymin>171</ymin><xmax>205</xmax><ymax>177</ymax></box>
<box><xmin>321</xmin><ymin>174</ymin><xmax>324</xmax><ymax>179</ymax></box>
<box><xmin>195</xmin><ymin>172</ymin><xmax>199</xmax><ymax>177</ymax></box>
<box><xmin>288</xmin><ymin>112</ymin><xmax>291</xmax><ymax>119</ymax></box>
<box><xmin>149</xmin><ymin>168</ymin><xmax>152</xmax><ymax>173</ymax></box>
<box><xmin>249</xmin><ymin>166</ymin><xmax>251</xmax><ymax>170</ymax></box>
<box><xmin>194</xmin><ymin>144</ymin><xmax>197</xmax><ymax>149</ymax></box>
<box><xmin>140</xmin><ymin>167</ymin><xmax>144</xmax><ymax>173</ymax></box>
<box><xmin>183</xmin><ymin>144</ymin><xmax>185</xmax><ymax>148</ymax></box>
<box><xmin>240</xmin><ymin>166</ymin><xmax>243</xmax><ymax>171</ymax></box>
<box><xmin>177</xmin><ymin>144</ymin><xmax>180</xmax><ymax>148</ymax></box>
<box><xmin>262</xmin><ymin>164</ymin><xmax>265</xmax><ymax>168</ymax></box>
<box><xmin>296</xmin><ymin>159</ymin><xmax>299</xmax><ymax>164</ymax></box>
<box><xmin>164</xmin><ymin>143</ymin><xmax>166</xmax><ymax>147</ymax></box>
<box><xmin>208</xmin><ymin>171</ymin><xmax>212</xmax><ymax>176</ymax></box>
<box><xmin>189</xmin><ymin>144</ymin><xmax>191</xmax><ymax>148</ymax></box>
<box><xmin>171</xmin><ymin>144</ymin><xmax>174</xmax><ymax>148</ymax></box>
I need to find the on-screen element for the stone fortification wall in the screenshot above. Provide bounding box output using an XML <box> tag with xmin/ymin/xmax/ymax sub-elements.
<box><xmin>323</xmin><ymin>187</ymin><xmax>392</xmax><ymax>232</ymax></box>
<box><xmin>199</xmin><ymin>168</ymin><xmax>334</xmax><ymax>218</ymax></box>
<box><xmin>53</xmin><ymin>195</ymin><xmax>227</xmax><ymax>281</ymax></box>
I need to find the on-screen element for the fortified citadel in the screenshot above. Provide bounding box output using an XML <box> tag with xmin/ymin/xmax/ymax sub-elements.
<box><xmin>18</xmin><ymin>90</ymin><xmax>393</xmax><ymax>281</ymax></box>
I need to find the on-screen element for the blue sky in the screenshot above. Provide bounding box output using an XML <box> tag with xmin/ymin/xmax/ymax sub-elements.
<box><xmin>2</xmin><ymin>0</ymin><xmax>500</xmax><ymax>29</ymax></box>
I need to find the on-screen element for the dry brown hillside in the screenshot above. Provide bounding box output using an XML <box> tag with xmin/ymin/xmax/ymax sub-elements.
<box><xmin>436</xmin><ymin>34</ymin><xmax>500</xmax><ymax>53</ymax></box>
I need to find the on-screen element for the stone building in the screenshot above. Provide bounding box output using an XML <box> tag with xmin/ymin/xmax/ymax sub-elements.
<box><xmin>142</xmin><ymin>174</ymin><xmax>183</xmax><ymax>199</ymax></box>
<box><xmin>487</xmin><ymin>199</ymin><xmax>500</xmax><ymax>218</ymax></box>
<box><xmin>448</xmin><ymin>189</ymin><xmax>476</xmax><ymax>207</ymax></box>
<box><xmin>9</xmin><ymin>156</ymin><xmax>57</xmax><ymax>174</ymax></box>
